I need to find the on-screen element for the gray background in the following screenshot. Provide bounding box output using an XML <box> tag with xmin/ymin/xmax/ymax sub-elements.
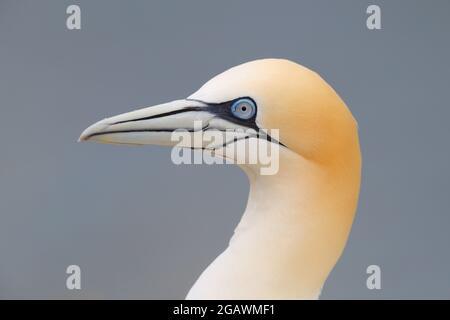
<box><xmin>0</xmin><ymin>0</ymin><xmax>449</xmax><ymax>299</ymax></box>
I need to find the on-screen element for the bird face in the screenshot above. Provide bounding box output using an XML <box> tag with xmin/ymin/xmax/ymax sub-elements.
<box><xmin>80</xmin><ymin>59</ymin><xmax>358</xmax><ymax>166</ymax></box>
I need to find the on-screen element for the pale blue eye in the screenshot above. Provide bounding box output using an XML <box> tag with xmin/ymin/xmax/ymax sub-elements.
<box><xmin>231</xmin><ymin>98</ymin><xmax>256</xmax><ymax>120</ymax></box>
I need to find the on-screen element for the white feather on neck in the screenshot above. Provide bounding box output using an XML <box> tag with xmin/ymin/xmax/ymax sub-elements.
<box><xmin>186</xmin><ymin>146</ymin><xmax>358</xmax><ymax>299</ymax></box>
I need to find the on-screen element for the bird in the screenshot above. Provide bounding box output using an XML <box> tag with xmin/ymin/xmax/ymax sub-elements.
<box><xmin>79</xmin><ymin>58</ymin><xmax>361</xmax><ymax>299</ymax></box>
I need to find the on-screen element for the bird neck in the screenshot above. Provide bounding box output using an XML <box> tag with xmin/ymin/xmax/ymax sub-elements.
<box><xmin>187</xmin><ymin>148</ymin><xmax>360</xmax><ymax>299</ymax></box>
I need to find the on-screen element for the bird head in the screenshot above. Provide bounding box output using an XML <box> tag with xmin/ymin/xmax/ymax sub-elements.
<box><xmin>79</xmin><ymin>59</ymin><xmax>359</xmax><ymax>168</ymax></box>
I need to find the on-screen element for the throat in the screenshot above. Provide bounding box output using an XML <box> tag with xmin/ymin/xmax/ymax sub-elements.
<box><xmin>186</xmin><ymin>149</ymin><xmax>359</xmax><ymax>300</ymax></box>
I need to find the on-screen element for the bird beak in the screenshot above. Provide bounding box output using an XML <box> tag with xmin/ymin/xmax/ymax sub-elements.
<box><xmin>79</xmin><ymin>99</ymin><xmax>215</xmax><ymax>147</ymax></box>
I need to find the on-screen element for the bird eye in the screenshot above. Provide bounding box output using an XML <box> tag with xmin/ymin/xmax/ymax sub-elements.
<box><xmin>230</xmin><ymin>98</ymin><xmax>256</xmax><ymax>120</ymax></box>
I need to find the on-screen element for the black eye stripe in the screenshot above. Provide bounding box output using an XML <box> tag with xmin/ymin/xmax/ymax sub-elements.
<box><xmin>187</xmin><ymin>97</ymin><xmax>286</xmax><ymax>148</ymax></box>
<box><xmin>186</xmin><ymin>97</ymin><xmax>258</xmax><ymax>127</ymax></box>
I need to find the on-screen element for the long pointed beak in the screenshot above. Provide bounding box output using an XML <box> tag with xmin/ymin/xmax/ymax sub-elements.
<box><xmin>79</xmin><ymin>99</ymin><xmax>212</xmax><ymax>146</ymax></box>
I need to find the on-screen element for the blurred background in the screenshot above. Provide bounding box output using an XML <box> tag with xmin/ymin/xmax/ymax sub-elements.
<box><xmin>0</xmin><ymin>0</ymin><xmax>449</xmax><ymax>299</ymax></box>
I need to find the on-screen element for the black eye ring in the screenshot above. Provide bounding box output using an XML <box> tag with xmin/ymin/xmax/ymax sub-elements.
<box><xmin>230</xmin><ymin>98</ymin><xmax>256</xmax><ymax>120</ymax></box>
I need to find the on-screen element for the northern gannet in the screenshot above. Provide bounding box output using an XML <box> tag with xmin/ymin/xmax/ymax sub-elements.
<box><xmin>79</xmin><ymin>59</ymin><xmax>361</xmax><ymax>299</ymax></box>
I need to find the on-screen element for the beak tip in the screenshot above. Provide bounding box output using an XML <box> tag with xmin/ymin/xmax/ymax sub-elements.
<box><xmin>78</xmin><ymin>130</ymin><xmax>91</xmax><ymax>142</ymax></box>
<box><xmin>78</xmin><ymin>120</ymin><xmax>110</xmax><ymax>143</ymax></box>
